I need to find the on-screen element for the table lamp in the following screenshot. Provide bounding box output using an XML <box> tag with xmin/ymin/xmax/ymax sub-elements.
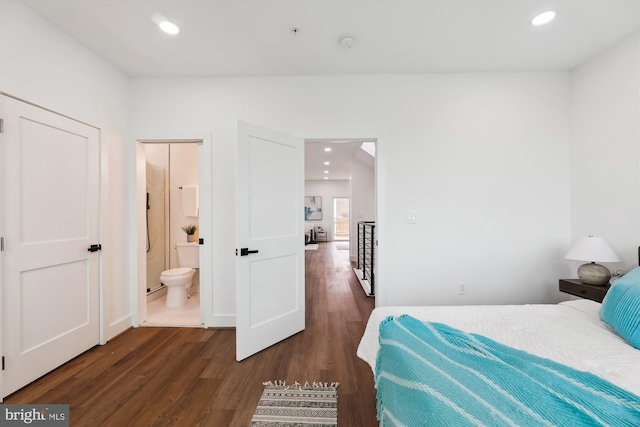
<box><xmin>565</xmin><ymin>236</ymin><xmax>621</xmax><ymax>285</ymax></box>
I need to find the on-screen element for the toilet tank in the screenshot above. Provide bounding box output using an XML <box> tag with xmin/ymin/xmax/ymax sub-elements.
<box><xmin>176</xmin><ymin>242</ymin><xmax>199</xmax><ymax>268</ymax></box>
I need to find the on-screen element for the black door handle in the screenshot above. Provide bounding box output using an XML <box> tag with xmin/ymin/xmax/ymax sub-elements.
<box><xmin>88</xmin><ymin>244</ymin><xmax>102</xmax><ymax>252</ymax></box>
<box><xmin>240</xmin><ymin>248</ymin><xmax>259</xmax><ymax>256</ymax></box>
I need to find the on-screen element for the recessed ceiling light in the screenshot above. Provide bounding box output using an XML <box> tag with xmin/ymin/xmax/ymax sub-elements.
<box><xmin>324</xmin><ymin>177</ymin><xmax>328</xmax><ymax>180</ymax></box>
<box><xmin>159</xmin><ymin>20</ymin><xmax>180</xmax><ymax>35</ymax></box>
<box><xmin>324</xmin><ymin>161</ymin><xmax>330</xmax><ymax>165</ymax></box>
<box><xmin>324</xmin><ymin>171</ymin><xmax>329</xmax><ymax>174</ymax></box>
<box><xmin>531</xmin><ymin>10</ymin><xmax>557</xmax><ymax>26</ymax></box>
<box><xmin>152</xmin><ymin>13</ymin><xmax>180</xmax><ymax>35</ymax></box>
<box><xmin>324</xmin><ymin>147</ymin><xmax>332</xmax><ymax>152</ymax></box>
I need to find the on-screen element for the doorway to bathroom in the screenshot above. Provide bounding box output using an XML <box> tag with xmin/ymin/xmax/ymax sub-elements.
<box><xmin>139</xmin><ymin>140</ymin><xmax>202</xmax><ymax>327</ymax></box>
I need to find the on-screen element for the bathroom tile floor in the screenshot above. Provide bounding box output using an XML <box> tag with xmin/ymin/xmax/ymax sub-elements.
<box><xmin>144</xmin><ymin>294</ymin><xmax>201</xmax><ymax>327</ymax></box>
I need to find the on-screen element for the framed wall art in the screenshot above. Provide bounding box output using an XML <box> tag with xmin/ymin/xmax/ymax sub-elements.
<box><xmin>304</xmin><ymin>196</ymin><xmax>322</xmax><ymax>220</ymax></box>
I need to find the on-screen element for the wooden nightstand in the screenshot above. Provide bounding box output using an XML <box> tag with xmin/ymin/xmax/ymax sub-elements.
<box><xmin>559</xmin><ymin>279</ymin><xmax>610</xmax><ymax>303</ymax></box>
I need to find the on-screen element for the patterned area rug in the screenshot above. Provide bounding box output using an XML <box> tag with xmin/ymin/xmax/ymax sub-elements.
<box><xmin>250</xmin><ymin>381</ymin><xmax>339</xmax><ymax>426</ymax></box>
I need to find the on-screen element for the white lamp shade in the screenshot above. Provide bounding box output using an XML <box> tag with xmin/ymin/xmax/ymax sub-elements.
<box><xmin>565</xmin><ymin>236</ymin><xmax>621</xmax><ymax>263</ymax></box>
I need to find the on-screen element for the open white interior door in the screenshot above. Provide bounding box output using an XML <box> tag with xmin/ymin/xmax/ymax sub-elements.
<box><xmin>236</xmin><ymin>121</ymin><xmax>304</xmax><ymax>361</ymax></box>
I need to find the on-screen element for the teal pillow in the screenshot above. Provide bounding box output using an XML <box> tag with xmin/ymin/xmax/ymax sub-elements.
<box><xmin>600</xmin><ymin>267</ymin><xmax>640</xmax><ymax>349</ymax></box>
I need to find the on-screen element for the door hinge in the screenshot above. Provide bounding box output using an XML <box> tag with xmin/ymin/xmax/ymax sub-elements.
<box><xmin>0</xmin><ymin>118</ymin><xmax>4</xmax><ymax>133</ymax></box>
<box><xmin>2</xmin><ymin>356</ymin><xmax>5</xmax><ymax>371</ymax></box>
<box><xmin>1</xmin><ymin>237</ymin><xmax>4</xmax><ymax>251</ymax></box>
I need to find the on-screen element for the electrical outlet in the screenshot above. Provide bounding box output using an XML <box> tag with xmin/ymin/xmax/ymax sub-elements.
<box><xmin>405</xmin><ymin>210</ymin><xmax>417</xmax><ymax>224</ymax></box>
<box><xmin>458</xmin><ymin>281</ymin><xmax>466</xmax><ymax>295</ymax></box>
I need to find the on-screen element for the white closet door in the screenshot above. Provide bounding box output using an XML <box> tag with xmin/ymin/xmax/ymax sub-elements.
<box><xmin>1</xmin><ymin>95</ymin><xmax>100</xmax><ymax>397</ymax></box>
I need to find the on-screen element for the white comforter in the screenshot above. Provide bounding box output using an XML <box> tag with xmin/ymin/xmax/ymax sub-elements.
<box><xmin>357</xmin><ymin>300</ymin><xmax>640</xmax><ymax>395</ymax></box>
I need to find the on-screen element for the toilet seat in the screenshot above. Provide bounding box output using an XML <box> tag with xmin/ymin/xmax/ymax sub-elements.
<box><xmin>160</xmin><ymin>267</ymin><xmax>193</xmax><ymax>280</ymax></box>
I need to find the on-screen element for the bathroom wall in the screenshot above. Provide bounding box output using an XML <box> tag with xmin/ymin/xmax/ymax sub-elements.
<box><xmin>144</xmin><ymin>143</ymin><xmax>199</xmax><ymax>249</ymax></box>
<box><xmin>145</xmin><ymin>144</ymin><xmax>169</xmax><ymax>293</ymax></box>
<box><xmin>169</xmin><ymin>143</ymin><xmax>199</xmax><ymax>266</ymax></box>
<box><xmin>171</xmin><ymin>144</ymin><xmax>200</xmax><ymax>296</ymax></box>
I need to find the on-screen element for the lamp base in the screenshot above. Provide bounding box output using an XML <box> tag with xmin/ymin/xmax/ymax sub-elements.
<box><xmin>577</xmin><ymin>263</ymin><xmax>611</xmax><ymax>286</ymax></box>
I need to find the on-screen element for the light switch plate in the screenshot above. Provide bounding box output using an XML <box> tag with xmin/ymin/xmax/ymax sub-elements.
<box><xmin>405</xmin><ymin>210</ymin><xmax>417</xmax><ymax>224</ymax></box>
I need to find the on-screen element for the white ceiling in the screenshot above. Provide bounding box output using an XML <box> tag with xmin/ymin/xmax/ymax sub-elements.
<box><xmin>305</xmin><ymin>141</ymin><xmax>369</xmax><ymax>180</ymax></box>
<box><xmin>20</xmin><ymin>0</ymin><xmax>639</xmax><ymax>180</ymax></box>
<box><xmin>22</xmin><ymin>0</ymin><xmax>640</xmax><ymax>78</ymax></box>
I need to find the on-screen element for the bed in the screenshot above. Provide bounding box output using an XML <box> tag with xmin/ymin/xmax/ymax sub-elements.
<box><xmin>357</xmin><ymin>270</ymin><xmax>640</xmax><ymax>426</ymax></box>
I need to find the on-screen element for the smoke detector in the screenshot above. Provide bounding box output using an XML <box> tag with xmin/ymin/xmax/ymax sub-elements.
<box><xmin>338</xmin><ymin>36</ymin><xmax>355</xmax><ymax>49</ymax></box>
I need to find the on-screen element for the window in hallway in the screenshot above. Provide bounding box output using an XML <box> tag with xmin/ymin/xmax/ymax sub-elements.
<box><xmin>333</xmin><ymin>197</ymin><xmax>349</xmax><ymax>241</ymax></box>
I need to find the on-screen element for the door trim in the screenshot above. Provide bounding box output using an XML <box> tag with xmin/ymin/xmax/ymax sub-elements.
<box><xmin>0</xmin><ymin>92</ymin><xmax>96</xmax><ymax>128</ymax></box>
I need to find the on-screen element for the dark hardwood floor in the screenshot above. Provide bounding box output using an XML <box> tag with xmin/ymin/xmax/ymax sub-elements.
<box><xmin>4</xmin><ymin>242</ymin><xmax>377</xmax><ymax>426</ymax></box>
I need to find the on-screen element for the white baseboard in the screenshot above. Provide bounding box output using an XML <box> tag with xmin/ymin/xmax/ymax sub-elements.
<box><xmin>205</xmin><ymin>314</ymin><xmax>236</xmax><ymax>328</ymax></box>
<box><xmin>353</xmin><ymin>268</ymin><xmax>373</xmax><ymax>297</ymax></box>
<box><xmin>105</xmin><ymin>314</ymin><xmax>133</xmax><ymax>343</ymax></box>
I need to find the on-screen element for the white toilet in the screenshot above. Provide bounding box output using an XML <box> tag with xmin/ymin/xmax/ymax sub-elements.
<box><xmin>160</xmin><ymin>242</ymin><xmax>199</xmax><ymax>308</ymax></box>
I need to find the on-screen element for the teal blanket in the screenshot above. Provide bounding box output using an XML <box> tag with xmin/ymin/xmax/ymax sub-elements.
<box><xmin>376</xmin><ymin>315</ymin><xmax>640</xmax><ymax>426</ymax></box>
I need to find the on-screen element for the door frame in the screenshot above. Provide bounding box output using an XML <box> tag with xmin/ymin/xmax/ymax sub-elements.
<box><xmin>304</xmin><ymin>137</ymin><xmax>380</xmax><ymax>305</ymax></box>
<box><xmin>130</xmin><ymin>131</ymin><xmax>213</xmax><ymax>327</ymax></box>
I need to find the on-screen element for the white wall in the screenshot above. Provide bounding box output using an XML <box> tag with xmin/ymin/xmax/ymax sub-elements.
<box><xmin>129</xmin><ymin>71</ymin><xmax>572</xmax><ymax>318</ymax></box>
<box><xmin>305</xmin><ymin>180</ymin><xmax>350</xmax><ymax>241</ymax></box>
<box><xmin>6</xmin><ymin>0</ymin><xmax>634</xmax><ymax>330</ymax></box>
<box><xmin>570</xmin><ymin>32</ymin><xmax>640</xmax><ymax>274</ymax></box>
<box><xmin>0</xmin><ymin>0</ymin><xmax>131</xmax><ymax>339</ymax></box>
<box><xmin>350</xmin><ymin>154</ymin><xmax>376</xmax><ymax>262</ymax></box>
